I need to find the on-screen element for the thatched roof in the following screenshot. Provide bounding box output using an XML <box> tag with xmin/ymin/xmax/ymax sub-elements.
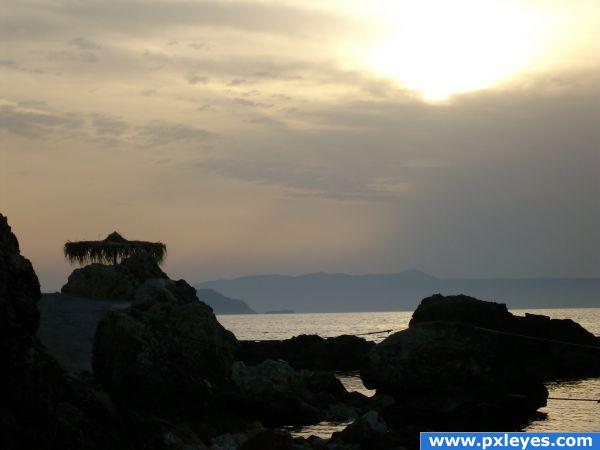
<box><xmin>64</xmin><ymin>231</ymin><xmax>167</xmax><ymax>265</ymax></box>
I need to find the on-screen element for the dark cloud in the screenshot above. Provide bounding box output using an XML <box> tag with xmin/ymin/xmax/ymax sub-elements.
<box><xmin>228</xmin><ymin>78</ymin><xmax>247</xmax><ymax>86</ymax></box>
<box><xmin>42</xmin><ymin>49</ymin><xmax>98</xmax><ymax>63</ymax></box>
<box><xmin>0</xmin><ymin>105</ymin><xmax>84</xmax><ymax>139</ymax></box>
<box><xmin>233</xmin><ymin>98</ymin><xmax>272</xmax><ymax>108</ymax></box>
<box><xmin>0</xmin><ymin>0</ymin><xmax>363</xmax><ymax>56</ymax></box>
<box><xmin>7</xmin><ymin>0</ymin><xmax>361</xmax><ymax>38</ymax></box>
<box><xmin>187</xmin><ymin>74</ymin><xmax>209</xmax><ymax>85</ymax></box>
<box><xmin>137</xmin><ymin>120</ymin><xmax>215</xmax><ymax>146</ymax></box>
<box><xmin>90</xmin><ymin>113</ymin><xmax>128</xmax><ymax>136</ymax></box>
<box><xmin>0</xmin><ymin>59</ymin><xmax>18</xmax><ymax>68</ymax></box>
<box><xmin>188</xmin><ymin>42</ymin><xmax>208</xmax><ymax>50</ymax></box>
<box><xmin>197</xmin><ymin>157</ymin><xmax>408</xmax><ymax>201</ymax></box>
<box><xmin>70</xmin><ymin>36</ymin><xmax>102</xmax><ymax>50</ymax></box>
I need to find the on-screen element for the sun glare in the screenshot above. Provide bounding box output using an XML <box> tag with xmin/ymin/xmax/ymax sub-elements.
<box><xmin>366</xmin><ymin>0</ymin><xmax>550</xmax><ymax>101</ymax></box>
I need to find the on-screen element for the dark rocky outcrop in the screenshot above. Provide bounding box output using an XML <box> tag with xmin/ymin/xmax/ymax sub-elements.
<box><xmin>409</xmin><ymin>294</ymin><xmax>600</xmax><ymax>379</ymax></box>
<box><xmin>361</xmin><ymin>321</ymin><xmax>548</xmax><ymax>430</ymax></box>
<box><xmin>361</xmin><ymin>294</ymin><xmax>600</xmax><ymax>432</ymax></box>
<box><xmin>0</xmin><ymin>214</ymin><xmax>66</xmax><ymax>450</ymax></box>
<box><xmin>93</xmin><ymin>278</ymin><xmax>237</xmax><ymax>417</ymax></box>
<box><xmin>228</xmin><ymin>360</ymin><xmax>357</xmax><ymax>427</ymax></box>
<box><xmin>237</xmin><ymin>334</ymin><xmax>375</xmax><ymax>371</ymax></box>
<box><xmin>329</xmin><ymin>411</ymin><xmax>407</xmax><ymax>450</ymax></box>
<box><xmin>410</xmin><ymin>294</ymin><xmax>598</xmax><ymax>345</ymax></box>
<box><xmin>61</xmin><ymin>252</ymin><xmax>168</xmax><ymax>300</ymax></box>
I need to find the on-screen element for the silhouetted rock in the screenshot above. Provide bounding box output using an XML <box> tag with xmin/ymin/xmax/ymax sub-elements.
<box><xmin>93</xmin><ymin>279</ymin><xmax>237</xmax><ymax>417</ymax></box>
<box><xmin>239</xmin><ymin>429</ymin><xmax>294</xmax><ymax>450</ymax></box>
<box><xmin>409</xmin><ymin>294</ymin><xmax>600</xmax><ymax>379</ymax></box>
<box><xmin>61</xmin><ymin>253</ymin><xmax>168</xmax><ymax>300</ymax></box>
<box><xmin>411</xmin><ymin>294</ymin><xmax>598</xmax><ymax>344</ymax></box>
<box><xmin>0</xmin><ymin>214</ymin><xmax>66</xmax><ymax>450</ymax></box>
<box><xmin>237</xmin><ymin>334</ymin><xmax>375</xmax><ymax>371</ymax></box>
<box><xmin>0</xmin><ymin>216</ymin><xmax>41</xmax><ymax>338</ymax></box>
<box><xmin>229</xmin><ymin>360</ymin><xmax>352</xmax><ymax>427</ymax></box>
<box><xmin>330</xmin><ymin>411</ymin><xmax>404</xmax><ymax>450</ymax></box>
<box><xmin>361</xmin><ymin>321</ymin><xmax>547</xmax><ymax>430</ymax></box>
<box><xmin>119</xmin><ymin>252</ymin><xmax>168</xmax><ymax>283</ymax></box>
<box><xmin>360</xmin><ymin>294</ymin><xmax>600</xmax><ymax>432</ymax></box>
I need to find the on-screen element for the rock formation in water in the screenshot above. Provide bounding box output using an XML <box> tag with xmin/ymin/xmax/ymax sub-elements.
<box><xmin>362</xmin><ymin>321</ymin><xmax>548</xmax><ymax>430</ymax></box>
<box><xmin>410</xmin><ymin>294</ymin><xmax>600</xmax><ymax>379</ymax></box>
<box><xmin>228</xmin><ymin>359</ymin><xmax>366</xmax><ymax>427</ymax></box>
<box><xmin>237</xmin><ymin>334</ymin><xmax>375</xmax><ymax>371</ymax></box>
<box><xmin>360</xmin><ymin>294</ymin><xmax>600</xmax><ymax>432</ymax></box>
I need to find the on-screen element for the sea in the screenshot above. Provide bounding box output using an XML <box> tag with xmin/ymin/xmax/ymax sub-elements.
<box><xmin>218</xmin><ymin>308</ymin><xmax>600</xmax><ymax>436</ymax></box>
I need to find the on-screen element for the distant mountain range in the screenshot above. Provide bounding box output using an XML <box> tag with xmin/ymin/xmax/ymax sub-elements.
<box><xmin>195</xmin><ymin>270</ymin><xmax>600</xmax><ymax>313</ymax></box>
<box><xmin>196</xmin><ymin>288</ymin><xmax>256</xmax><ymax>315</ymax></box>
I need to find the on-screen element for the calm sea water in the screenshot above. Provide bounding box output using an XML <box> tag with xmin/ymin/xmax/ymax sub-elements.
<box><xmin>218</xmin><ymin>308</ymin><xmax>600</xmax><ymax>435</ymax></box>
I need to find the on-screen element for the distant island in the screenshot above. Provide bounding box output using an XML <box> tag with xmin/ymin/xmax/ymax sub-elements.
<box><xmin>196</xmin><ymin>270</ymin><xmax>600</xmax><ymax>313</ymax></box>
<box><xmin>195</xmin><ymin>288</ymin><xmax>256</xmax><ymax>315</ymax></box>
<box><xmin>264</xmin><ymin>309</ymin><xmax>295</xmax><ymax>315</ymax></box>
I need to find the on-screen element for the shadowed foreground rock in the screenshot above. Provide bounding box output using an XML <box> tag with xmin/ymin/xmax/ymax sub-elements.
<box><xmin>93</xmin><ymin>278</ymin><xmax>238</xmax><ymax>417</ymax></box>
<box><xmin>0</xmin><ymin>214</ymin><xmax>66</xmax><ymax>449</ymax></box>
<box><xmin>228</xmin><ymin>359</ymin><xmax>364</xmax><ymax>427</ymax></box>
<box><xmin>237</xmin><ymin>334</ymin><xmax>375</xmax><ymax>371</ymax></box>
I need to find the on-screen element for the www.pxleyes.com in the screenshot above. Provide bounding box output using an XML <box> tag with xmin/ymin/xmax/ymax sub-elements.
<box><xmin>421</xmin><ymin>433</ymin><xmax>600</xmax><ymax>450</ymax></box>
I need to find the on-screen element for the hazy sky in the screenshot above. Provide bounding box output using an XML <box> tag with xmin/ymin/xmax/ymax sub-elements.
<box><xmin>1</xmin><ymin>0</ymin><xmax>599</xmax><ymax>291</ymax></box>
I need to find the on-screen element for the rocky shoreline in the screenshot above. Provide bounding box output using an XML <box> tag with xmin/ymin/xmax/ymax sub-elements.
<box><xmin>2</xmin><ymin>213</ymin><xmax>599</xmax><ymax>450</ymax></box>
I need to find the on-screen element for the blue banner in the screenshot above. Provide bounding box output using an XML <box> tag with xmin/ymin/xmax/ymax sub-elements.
<box><xmin>421</xmin><ymin>433</ymin><xmax>600</xmax><ymax>450</ymax></box>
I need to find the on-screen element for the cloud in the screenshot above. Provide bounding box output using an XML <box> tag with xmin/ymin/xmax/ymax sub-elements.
<box><xmin>0</xmin><ymin>104</ymin><xmax>84</xmax><ymax>139</ymax></box>
<box><xmin>187</xmin><ymin>74</ymin><xmax>209</xmax><ymax>85</ymax></box>
<box><xmin>70</xmin><ymin>36</ymin><xmax>102</xmax><ymax>50</ymax></box>
<box><xmin>91</xmin><ymin>113</ymin><xmax>128</xmax><ymax>136</ymax></box>
<box><xmin>197</xmin><ymin>157</ymin><xmax>410</xmax><ymax>201</ymax></box>
<box><xmin>228</xmin><ymin>78</ymin><xmax>247</xmax><ymax>86</ymax></box>
<box><xmin>42</xmin><ymin>50</ymin><xmax>98</xmax><ymax>63</ymax></box>
<box><xmin>137</xmin><ymin>120</ymin><xmax>215</xmax><ymax>146</ymax></box>
<box><xmin>1</xmin><ymin>0</ymin><xmax>364</xmax><ymax>48</ymax></box>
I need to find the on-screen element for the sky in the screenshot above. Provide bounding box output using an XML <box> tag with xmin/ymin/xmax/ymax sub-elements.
<box><xmin>1</xmin><ymin>0</ymin><xmax>599</xmax><ymax>291</ymax></box>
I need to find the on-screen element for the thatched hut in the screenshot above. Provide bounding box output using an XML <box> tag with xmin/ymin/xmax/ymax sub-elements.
<box><xmin>64</xmin><ymin>231</ymin><xmax>166</xmax><ymax>265</ymax></box>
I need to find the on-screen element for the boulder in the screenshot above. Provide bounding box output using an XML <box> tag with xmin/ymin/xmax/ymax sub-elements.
<box><xmin>119</xmin><ymin>252</ymin><xmax>168</xmax><ymax>284</ymax></box>
<box><xmin>410</xmin><ymin>294</ymin><xmax>598</xmax><ymax>345</ymax></box>
<box><xmin>61</xmin><ymin>264</ymin><xmax>137</xmax><ymax>300</ymax></box>
<box><xmin>0</xmin><ymin>214</ymin><xmax>41</xmax><ymax>338</ymax></box>
<box><xmin>92</xmin><ymin>278</ymin><xmax>237</xmax><ymax>417</ymax></box>
<box><xmin>61</xmin><ymin>253</ymin><xmax>168</xmax><ymax>300</ymax></box>
<box><xmin>229</xmin><ymin>360</ymin><xmax>351</xmax><ymax>427</ymax></box>
<box><xmin>0</xmin><ymin>214</ymin><xmax>65</xmax><ymax>450</ymax></box>
<box><xmin>239</xmin><ymin>429</ymin><xmax>294</xmax><ymax>450</ymax></box>
<box><xmin>361</xmin><ymin>321</ymin><xmax>548</xmax><ymax>430</ymax></box>
<box><xmin>409</xmin><ymin>294</ymin><xmax>600</xmax><ymax>379</ymax></box>
<box><xmin>236</xmin><ymin>334</ymin><xmax>375</xmax><ymax>371</ymax></box>
<box><xmin>331</xmin><ymin>411</ymin><xmax>397</xmax><ymax>450</ymax></box>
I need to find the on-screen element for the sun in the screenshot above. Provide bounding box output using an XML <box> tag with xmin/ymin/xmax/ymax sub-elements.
<box><xmin>365</xmin><ymin>0</ymin><xmax>547</xmax><ymax>101</ymax></box>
